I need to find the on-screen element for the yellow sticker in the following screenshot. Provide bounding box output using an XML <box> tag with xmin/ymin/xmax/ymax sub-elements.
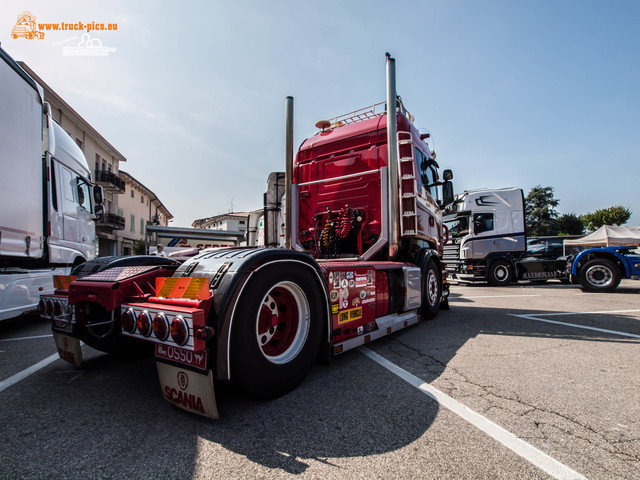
<box><xmin>332</xmin><ymin>304</ymin><xmax>339</xmax><ymax>314</ymax></box>
<box><xmin>338</xmin><ymin>307</ymin><xmax>362</xmax><ymax>324</ymax></box>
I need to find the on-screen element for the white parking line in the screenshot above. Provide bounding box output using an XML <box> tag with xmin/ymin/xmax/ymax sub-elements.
<box><xmin>451</xmin><ymin>294</ymin><xmax>541</xmax><ymax>300</ymax></box>
<box><xmin>509</xmin><ymin>310</ymin><xmax>640</xmax><ymax>339</ymax></box>
<box><xmin>0</xmin><ymin>334</ymin><xmax>53</xmax><ymax>343</ymax></box>
<box><xmin>0</xmin><ymin>352</ymin><xmax>59</xmax><ymax>393</ymax></box>
<box><xmin>362</xmin><ymin>348</ymin><xmax>587</xmax><ymax>480</ymax></box>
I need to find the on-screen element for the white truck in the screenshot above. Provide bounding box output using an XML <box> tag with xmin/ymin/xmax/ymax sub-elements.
<box><xmin>443</xmin><ymin>187</ymin><xmax>569</xmax><ymax>285</ymax></box>
<box><xmin>0</xmin><ymin>46</ymin><xmax>103</xmax><ymax>321</ymax></box>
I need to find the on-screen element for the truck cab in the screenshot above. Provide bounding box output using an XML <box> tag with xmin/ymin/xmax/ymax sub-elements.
<box><xmin>443</xmin><ymin>187</ymin><xmax>525</xmax><ymax>284</ymax></box>
<box><xmin>45</xmin><ymin>113</ymin><xmax>102</xmax><ymax>266</ymax></box>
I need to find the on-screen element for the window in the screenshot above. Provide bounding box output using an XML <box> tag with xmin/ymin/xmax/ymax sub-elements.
<box><xmin>131</xmin><ymin>189</ymin><xmax>134</xmax><ymax>198</ymax></box>
<box><xmin>140</xmin><ymin>218</ymin><xmax>144</xmax><ymax>234</ymax></box>
<box><xmin>473</xmin><ymin>213</ymin><xmax>494</xmax><ymax>234</ymax></box>
<box><xmin>130</xmin><ymin>214</ymin><xmax>135</xmax><ymax>232</ymax></box>
<box><xmin>76</xmin><ymin>138</ymin><xmax>83</xmax><ymax>151</ymax></box>
<box><xmin>141</xmin><ymin>195</ymin><xmax>144</xmax><ymax>204</ymax></box>
<box><xmin>117</xmin><ymin>208</ymin><xmax>123</xmax><ymax>217</ymax></box>
<box><xmin>76</xmin><ymin>178</ymin><xmax>91</xmax><ymax>212</ymax></box>
<box><xmin>415</xmin><ymin>148</ymin><xmax>437</xmax><ymax>198</ymax></box>
<box><xmin>239</xmin><ymin>220</ymin><xmax>245</xmax><ymax>225</ymax></box>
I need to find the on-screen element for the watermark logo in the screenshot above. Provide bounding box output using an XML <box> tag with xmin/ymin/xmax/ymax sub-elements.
<box><xmin>63</xmin><ymin>33</ymin><xmax>116</xmax><ymax>56</ymax></box>
<box><xmin>10</xmin><ymin>10</ymin><xmax>118</xmax><ymax>56</ymax></box>
<box><xmin>11</xmin><ymin>11</ymin><xmax>44</xmax><ymax>39</ymax></box>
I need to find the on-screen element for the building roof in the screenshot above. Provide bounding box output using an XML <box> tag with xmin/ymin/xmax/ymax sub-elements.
<box><xmin>17</xmin><ymin>61</ymin><xmax>127</xmax><ymax>163</ymax></box>
<box><xmin>120</xmin><ymin>170</ymin><xmax>173</xmax><ymax>220</ymax></box>
<box><xmin>192</xmin><ymin>211</ymin><xmax>254</xmax><ymax>228</ymax></box>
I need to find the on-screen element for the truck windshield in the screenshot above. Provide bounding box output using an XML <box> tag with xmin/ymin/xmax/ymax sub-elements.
<box><xmin>444</xmin><ymin>213</ymin><xmax>470</xmax><ymax>238</ymax></box>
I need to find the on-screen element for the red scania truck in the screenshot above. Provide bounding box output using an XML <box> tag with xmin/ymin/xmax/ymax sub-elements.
<box><xmin>46</xmin><ymin>55</ymin><xmax>454</xmax><ymax>418</ymax></box>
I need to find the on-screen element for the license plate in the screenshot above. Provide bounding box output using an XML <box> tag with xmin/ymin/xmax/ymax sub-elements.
<box><xmin>53</xmin><ymin>332</ymin><xmax>83</xmax><ymax>367</ymax></box>
<box><xmin>155</xmin><ymin>343</ymin><xmax>207</xmax><ymax>370</ymax></box>
<box><xmin>522</xmin><ymin>271</ymin><xmax>557</xmax><ymax>279</ymax></box>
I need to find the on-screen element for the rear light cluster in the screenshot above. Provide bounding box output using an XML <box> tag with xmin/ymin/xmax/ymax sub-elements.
<box><xmin>39</xmin><ymin>295</ymin><xmax>72</xmax><ymax>327</ymax></box>
<box><xmin>121</xmin><ymin>305</ymin><xmax>198</xmax><ymax>348</ymax></box>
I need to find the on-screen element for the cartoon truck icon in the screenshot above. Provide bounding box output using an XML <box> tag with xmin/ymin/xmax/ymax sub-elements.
<box><xmin>11</xmin><ymin>12</ymin><xmax>45</xmax><ymax>40</ymax></box>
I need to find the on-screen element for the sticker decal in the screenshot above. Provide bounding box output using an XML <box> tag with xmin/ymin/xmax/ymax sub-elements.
<box><xmin>330</xmin><ymin>290</ymin><xmax>339</xmax><ymax>302</ymax></box>
<box><xmin>338</xmin><ymin>307</ymin><xmax>363</xmax><ymax>324</ymax></box>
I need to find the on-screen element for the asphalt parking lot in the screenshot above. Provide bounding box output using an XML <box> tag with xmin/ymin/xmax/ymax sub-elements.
<box><xmin>0</xmin><ymin>280</ymin><xmax>638</xmax><ymax>479</ymax></box>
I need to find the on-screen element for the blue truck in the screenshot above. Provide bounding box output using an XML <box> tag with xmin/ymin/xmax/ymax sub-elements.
<box><xmin>570</xmin><ymin>246</ymin><xmax>640</xmax><ymax>292</ymax></box>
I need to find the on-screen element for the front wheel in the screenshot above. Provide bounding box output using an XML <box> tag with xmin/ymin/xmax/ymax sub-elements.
<box><xmin>420</xmin><ymin>259</ymin><xmax>441</xmax><ymax>320</ymax></box>
<box><xmin>230</xmin><ymin>264</ymin><xmax>324</xmax><ymax>398</ymax></box>
<box><xmin>487</xmin><ymin>259</ymin><xmax>513</xmax><ymax>286</ymax></box>
<box><xmin>578</xmin><ymin>258</ymin><xmax>621</xmax><ymax>292</ymax></box>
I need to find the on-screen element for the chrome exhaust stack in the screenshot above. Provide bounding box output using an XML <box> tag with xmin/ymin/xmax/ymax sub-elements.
<box><xmin>284</xmin><ymin>96</ymin><xmax>294</xmax><ymax>250</ymax></box>
<box><xmin>386</xmin><ymin>53</ymin><xmax>399</xmax><ymax>259</ymax></box>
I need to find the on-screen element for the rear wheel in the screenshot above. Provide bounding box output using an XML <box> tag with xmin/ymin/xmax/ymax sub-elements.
<box><xmin>488</xmin><ymin>259</ymin><xmax>513</xmax><ymax>286</ymax></box>
<box><xmin>578</xmin><ymin>258</ymin><xmax>621</xmax><ymax>292</ymax></box>
<box><xmin>420</xmin><ymin>259</ymin><xmax>441</xmax><ymax>320</ymax></box>
<box><xmin>230</xmin><ymin>264</ymin><xmax>324</xmax><ymax>398</ymax></box>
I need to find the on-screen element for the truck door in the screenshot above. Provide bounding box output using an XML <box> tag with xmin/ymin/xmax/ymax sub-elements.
<box><xmin>58</xmin><ymin>164</ymin><xmax>94</xmax><ymax>261</ymax></box>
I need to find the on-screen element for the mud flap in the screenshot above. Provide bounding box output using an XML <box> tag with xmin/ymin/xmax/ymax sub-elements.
<box><xmin>53</xmin><ymin>332</ymin><xmax>84</xmax><ymax>368</ymax></box>
<box><xmin>156</xmin><ymin>362</ymin><xmax>219</xmax><ymax>419</ymax></box>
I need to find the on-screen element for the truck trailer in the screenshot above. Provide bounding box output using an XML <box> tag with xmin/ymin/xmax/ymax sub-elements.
<box><xmin>46</xmin><ymin>54</ymin><xmax>454</xmax><ymax>418</ymax></box>
<box><xmin>0</xmin><ymin>46</ymin><xmax>103</xmax><ymax>321</ymax></box>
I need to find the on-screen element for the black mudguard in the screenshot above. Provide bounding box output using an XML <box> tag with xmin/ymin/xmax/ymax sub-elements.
<box><xmin>172</xmin><ymin>247</ymin><xmax>330</xmax><ymax>380</ymax></box>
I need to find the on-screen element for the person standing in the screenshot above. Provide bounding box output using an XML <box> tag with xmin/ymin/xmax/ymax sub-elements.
<box><xmin>155</xmin><ymin>244</ymin><xmax>167</xmax><ymax>257</ymax></box>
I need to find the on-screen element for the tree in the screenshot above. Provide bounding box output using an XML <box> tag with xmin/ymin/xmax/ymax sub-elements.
<box><xmin>133</xmin><ymin>239</ymin><xmax>146</xmax><ymax>255</ymax></box>
<box><xmin>581</xmin><ymin>206</ymin><xmax>632</xmax><ymax>232</ymax></box>
<box><xmin>525</xmin><ymin>186</ymin><xmax>559</xmax><ymax>236</ymax></box>
<box><xmin>556</xmin><ymin>213</ymin><xmax>584</xmax><ymax>235</ymax></box>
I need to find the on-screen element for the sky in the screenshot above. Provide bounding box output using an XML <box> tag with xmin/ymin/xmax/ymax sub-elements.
<box><xmin>2</xmin><ymin>0</ymin><xmax>639</xmax><ymax>227</ymax></box>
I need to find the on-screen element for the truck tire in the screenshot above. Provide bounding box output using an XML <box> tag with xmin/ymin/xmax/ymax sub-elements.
<box><xmin>230</xmin><ymin>264</ymin><xmax>324</xmax><ymax>399</ymax></box>
<box><xmin>420</xmin><ymin>259</ymin><xmax>441</xmax><ymax>320</ymax></box>
<box><xmin>487</xmin><ymin>259</ymin><xmax>513</xmax><ymax>286</ymax></box>
<box><xmin>578</xmin><ymin>258</ymin><xmax>621</xmax><ymax>292</ymax></box>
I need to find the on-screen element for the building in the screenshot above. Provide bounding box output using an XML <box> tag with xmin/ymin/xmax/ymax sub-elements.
<box><xmin>118</xmin><ymin>170</ymin><xmax>173</xmax><ymax>255</ymax></box>
<box><xmin>192</xmin><ymin>212</ymin><xmax>252</xmax><ymax>235</ymax></box>
<box><xmin>18</xmin><ymin>62</ymin><xmax>126</xmax><ymax>256</ymax></box>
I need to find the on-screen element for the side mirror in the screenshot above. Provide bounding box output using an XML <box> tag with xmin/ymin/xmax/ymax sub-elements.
<box><xmin>93</xmin><ymin>185</ymin><xmax>104</xmax><ymax>205</ymax></box>
<box><xmin>442</xmin><ymin>180</ymin><xmax>454</xmax><ymax>206</ymax></box>
<box><xmin>442</xmin><ymin>169</ymin><xmax>453</xmax><ymax>181</ymax></box>
<box><xmin>93</xmin><ymin>204</ymin><xmax>104</xmax><ymax>220</ymax></box>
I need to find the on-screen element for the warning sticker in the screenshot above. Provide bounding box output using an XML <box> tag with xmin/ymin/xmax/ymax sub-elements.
<box><xmin>338</xmin><ymin>307</ymin><xmax>363</xmax><ymax>324</ymax></box>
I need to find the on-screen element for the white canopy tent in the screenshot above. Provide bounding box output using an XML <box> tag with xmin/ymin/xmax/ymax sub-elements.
<box><xmin>564</xmin><ymin>225</ymin><xmax>640</xmax><ymax>247</ymax></box>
